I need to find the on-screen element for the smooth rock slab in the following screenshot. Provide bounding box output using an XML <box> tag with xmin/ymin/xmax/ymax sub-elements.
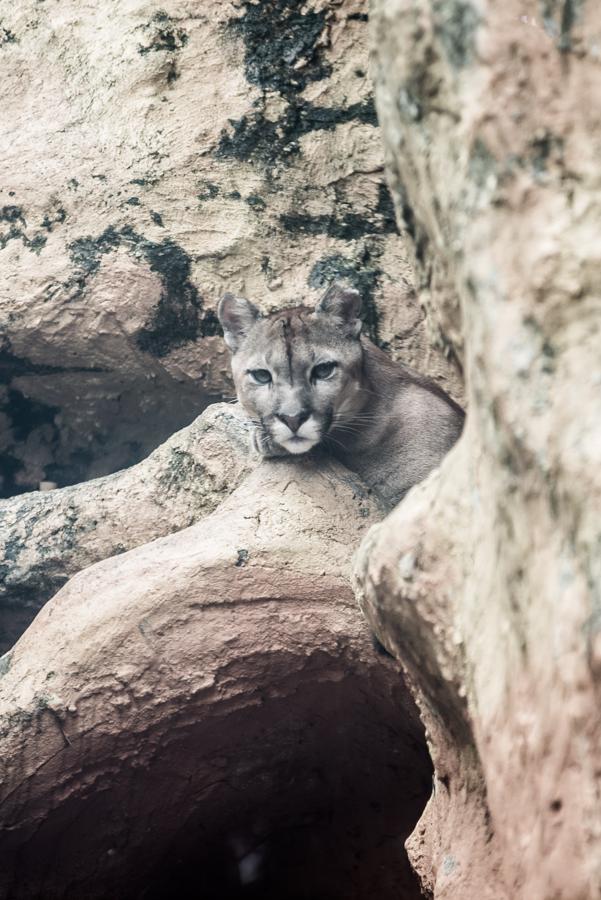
<box><xmin>0</xmin><ymin>402</ymin><xmax>254</xmax><ymax>651</ymax></box>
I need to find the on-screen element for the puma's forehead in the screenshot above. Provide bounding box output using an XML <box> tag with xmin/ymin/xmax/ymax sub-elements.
<box><xmin>239</xmin><ymin>306</ymin><xmax>355</xmax><ymax>369</ymax></box>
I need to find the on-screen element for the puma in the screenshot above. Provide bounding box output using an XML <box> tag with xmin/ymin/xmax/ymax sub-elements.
<box><xmin>218</xmin><ymin>283</ymin><xmax>464</xmax><ymax>508</ymax></box>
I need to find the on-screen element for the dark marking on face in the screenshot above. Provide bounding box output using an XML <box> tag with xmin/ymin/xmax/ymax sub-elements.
<box><xmin>283</xmin><ymin>318</ymin><xmax>293</xmax><ymax>382</ymax></box>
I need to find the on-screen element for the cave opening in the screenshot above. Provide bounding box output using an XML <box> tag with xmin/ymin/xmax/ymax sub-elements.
<box><xmin>0</xmin><ymin>364</ymin><xmax>225</xmax><ymax>499</ymax></box>
<box><xmin>136</xmin><ymin>674</ymin><xmax>432</xmax><ymax>900</ymax></box>
<box><xmin>4</xmin><ymin>662</ymin><xmax>432</xmax><ymax>900</ymax></box>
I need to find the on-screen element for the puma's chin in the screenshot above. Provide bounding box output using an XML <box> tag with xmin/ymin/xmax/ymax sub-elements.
<box><xmin>279</xmin><ymin>435</ymin><xmax>319</xmax><ymax>455</ymax></box>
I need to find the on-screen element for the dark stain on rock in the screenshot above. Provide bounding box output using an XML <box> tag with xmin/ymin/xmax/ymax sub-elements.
<box><xmin>26</xmin><ymin>234</ymin><xmax>47</xmax><ymax>254</ymax></box>
<box><xmin>540</xmin><ymin>0</ymin><xmax>583</xmax><ymax>51</ymax></box>
<box><xmin>528</xmin><ymin>131</ymin><xmax>564</xmax><ymax>178</ymax></box>
<box><xmin>216</xmin><ymin>98</ymin><xmax>377</xmax><ymax>169</ymax></box>
<box><xmin>138</xmin><ymin>11</ymin><xmax>188</xmax><ymax>55</ymax></box>
<box><xmin>0</xmin><ymin>206</ymin><xmax>24</xmax><ymax>225</ymax></box>
<box><xmin>235</xmin><ymin>548</ymin><xmax>249</xmax><ymax>567</ymax></box>
<box><xmin>309</xmin><ymin>250</ymin><xmax>384</xmax><ymax>346</ymax></box>
<box><xmin>227</xmin><ymin>0</ymin><xmax>331</xmax><ymax>99</ymax></box>
<box><xmin>246</xmin><ymin>194</ymin><xmax>266</xmax><ymax>211</ymax></box>
<box><xmin>41</xmin><ymin>207</ymin><xmax>67</xmax><ymax>232</ymax></box>
<box><xmin>136</xmin><ymin>238</ymin><xmax>202</xmax><ymax>356</ymax></box>
<box><xmin>166</xmin><ymin>60</ymin><xmax>179</xmax><ymax>84</ymax></box>
<box><xmin>68</xmin><ymin>226</ymin><xmax>220</xmax><ymax>356</ymax></box>
<box><xmin>0</xmin><ymin>27</ymin><xmax>17</xmax><ymax>46</ymax></box>
<box><xmin>150</xmin><ymin>211</ymin><xmax>164</xmax><ymax>226</ymax></box>
<box><xmin>0</xmin><ymin>205</ymin><xmax>47</xmax><ymax>253</ymax></box>
<box><xmin>219</xmin><ymin>3</ymin><xmax>376</xmax><ymax>173</ymax></box>
<box><xmin>70</xmin><ymin>225</ymin><xmax>122</xmax><ymax>276</ymax></box>
<box><xmin>281</xmin><ymin>182</ymin><xmax>397</xmax><ymax>242</ymax></box>
<box><xmin>197</xmin><ymin>181</ymin><xmax>220</xmax><ymax>202</ymax></box>
<box><xmin>125</xmin><ymin>197</ymin><xmax>141</xmax><ymax>206</ymax></box>
<box><xmin>198</xmin><ymin>309</ymin><xmax>221</xmax><ymax>338</ymax></box>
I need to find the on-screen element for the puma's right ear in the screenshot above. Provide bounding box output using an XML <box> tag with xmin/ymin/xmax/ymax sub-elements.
<box><xmin>315</xmin><ymin>283</ymin><xmax>362</xmax><ymax>337</ymax></box>
<box><xmin>218</xmin><ymin>293</ymin><xmax>260</xmax><ymax>351</ymax></box>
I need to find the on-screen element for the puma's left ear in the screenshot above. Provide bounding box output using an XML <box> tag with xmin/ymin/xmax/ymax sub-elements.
<box><xmin>315</xmin><ymin>283</ymin><xmax>362</xmax><ymax>337</ymax></box>
<box><xmin>217</xmin><ymin>293</ymin><xmax>260</xmax><ymax>351</ymax></box>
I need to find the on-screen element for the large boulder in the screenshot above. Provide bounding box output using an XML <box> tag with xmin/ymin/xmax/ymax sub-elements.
<box><xmin>356</xmin><ymin>1</ymin><xmax>601</xmax><ymax>898</ymax></box>
<box><xmin>0</xmin><ymin>402</ymin><xmax>254</xmax><ymax>651</ymax></box>
<box><xmin>0</xmin><ymin>456</ymin><xmax>430</xmax><ymax>900</ymax></box>
<box><xmin>0</xmin><ymin>0</ymin><xmax>461</xmax><ymax>497</ymax></box>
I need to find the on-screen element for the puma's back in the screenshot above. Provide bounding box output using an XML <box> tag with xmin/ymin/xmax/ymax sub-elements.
<box><xmin>218</xmin><ymin>284</ymin><xmax>464</xmax><ymax>507</ymax></box>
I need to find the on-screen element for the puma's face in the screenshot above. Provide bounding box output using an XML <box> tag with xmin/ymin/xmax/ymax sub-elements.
<box><xmin>218</xmin><ymin>285</ymin><xmax>366</xmax><ymax>456</ymax></box>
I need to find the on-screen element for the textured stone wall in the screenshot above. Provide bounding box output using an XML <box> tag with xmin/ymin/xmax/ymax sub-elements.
<box><xmin>0</xmin><ymin>0</ymin><xmax>461</xmax><ymax>497</ymax></box>
<box><xmin>357</xmin><ymin>1</ymin><xmax>601</xmax><ymax>897</ymax></box>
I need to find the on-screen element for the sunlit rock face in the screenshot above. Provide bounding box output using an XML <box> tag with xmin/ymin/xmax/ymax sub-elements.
<box><xmin>0</xmin><ymin>0</ymin><xmax>461</xmax><ymax>497</ymax></box>
<box><xmin>357</xmin><ymin>1</ymin><xmax>601</xmax><ymax>898</ymax></box>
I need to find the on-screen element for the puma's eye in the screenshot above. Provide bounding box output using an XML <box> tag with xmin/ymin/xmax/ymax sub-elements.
<box><xmin>249</xmin><ymin>368</ymin><xmax>272</xmax><ymax>385</ymax></box>
<box><xmin>312</xmin><ymin>362</ymin><xmax>337</xmax><ymax>381</ymax></box>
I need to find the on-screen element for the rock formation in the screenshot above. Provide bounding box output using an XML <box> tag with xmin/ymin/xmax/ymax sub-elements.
<box><xmin>3</xmin><ymin>0</ymin><xmax>600</xmax><ymax>897</ymax></box>
<box><xmin>355</xmin><ymin>1</ymin><xmax>601</xmax><ymax>897</ymax></box>
<box><xmin>0</xmin><ymin>0</ymin><xmax>461</xmax><ymax>497</ymax></box>
<box><xmin>0</xmin><ymin>403</ymin><xmax>254</xmax><ymax>652</ymax></box>
<box><xmin>0</xmin><ymin>456</ymin><xmax>431</xmax><ymax>900</ymax></box>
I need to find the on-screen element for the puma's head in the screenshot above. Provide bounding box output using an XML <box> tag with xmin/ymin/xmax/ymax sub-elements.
<box><xmin>218</xmin><ymin>283</ymin><xmax>366</xmax><ymax>456</ymax></box>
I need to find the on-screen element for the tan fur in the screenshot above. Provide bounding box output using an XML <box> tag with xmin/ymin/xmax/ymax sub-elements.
<box><xmin>218</xmin><ymin>285</ymin><xmax>464</xmax><ymax>508</ymax></box>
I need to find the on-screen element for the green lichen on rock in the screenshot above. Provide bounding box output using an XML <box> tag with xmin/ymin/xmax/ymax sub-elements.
<box><xmin>433</xmin><ymin>0</ymin><xmax>480</xmax><ymax>69</ymax></box>
<box><xmin>0</xmin><ymin>653</ymin><xmax>12</xmax><ymax>678</ymax></box>
<box><xmin>0</xmin><ymin>205</ymin><xmax>47</xmax><ymax>253</ymax></box>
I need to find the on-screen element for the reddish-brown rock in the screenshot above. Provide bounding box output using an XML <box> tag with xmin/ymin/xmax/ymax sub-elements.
<box><xmin>357</xmin><ymin>1</ymin><xmax>601</xmax><ymax>898</ymax></box>
<box><xmin>0</xmin><ymin>456</ymin><xmax>430</xmax><ymax>900</ymax></box>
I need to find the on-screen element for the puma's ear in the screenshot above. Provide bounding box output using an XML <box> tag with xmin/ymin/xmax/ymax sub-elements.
<box><xmin>218</xmin><ymin>293</ymin><xmax>260</xmax><ymax>351</ymax></box>
<box><xmin>315</xmin><ymin>283</ymin><xmax>362</xmax><ymax>337</ymax></box>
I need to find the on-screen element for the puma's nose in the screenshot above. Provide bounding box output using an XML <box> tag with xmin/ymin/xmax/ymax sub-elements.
<box><xmin>277</xmin><ymin>412</ymin><xmax>309</xmax><ymax>433</ymax></box>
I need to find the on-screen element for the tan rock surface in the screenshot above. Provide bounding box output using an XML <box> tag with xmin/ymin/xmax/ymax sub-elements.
<box><xmin>0</xmin><ymin>402</ymin><xmax>254</xmax><ymax>651</ymax></box>
<box><xmin>0</xmin><ymin>0</ymin><xmax>461</xmax><ymax>496</ymax></box>
<box><xmin>0</xmin><ymin>456</ymin><xmax>429</xmax><ymax>900</ymax></box>
<box><xmin>357</xmin><ymin>1</ymin><xmax>601</xmax><ymax>898</ymax></box>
